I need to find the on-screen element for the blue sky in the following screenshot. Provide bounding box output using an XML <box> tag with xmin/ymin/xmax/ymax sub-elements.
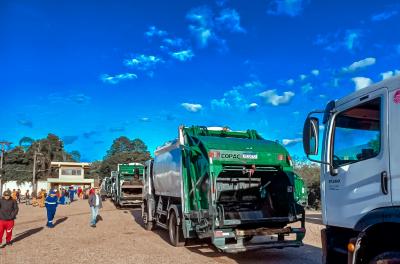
<box><xmin>1</xmin><ymin>0</ymin><xmax>399</xmax><ymax>161</ymax></box>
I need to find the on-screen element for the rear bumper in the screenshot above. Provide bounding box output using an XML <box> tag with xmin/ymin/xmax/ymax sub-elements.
<box><xmin>213</xmin><ymin>226</ymin><xmax>306</xmax><ymax>253</ymax></box>
<box><xmin>218</xmin><ymin>240</ymin><xmax>303</xmax><ymax>253</ymax></box>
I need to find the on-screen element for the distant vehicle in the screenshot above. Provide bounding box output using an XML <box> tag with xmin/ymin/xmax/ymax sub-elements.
<box><xmin>142</xmin><ymin>125</ymin><xmax>306</xmax><ymax>252</ymax></box>
<box><xmin>303</xmin><ymin>76</ymin><xmax>400</xmax><ymax>263</ymax></box>
<box><xmin>112</xmin><ymin>163</ymin><xmax>144</xmax><ymax>208</ymax></box>
<box><xmin>103</xmin><ymin>176</ymin><xmax>112</xmax><ymax>198</ymax></box>
<box><xmin>99</xmin><ymin>178</ymin><xmax>108</xmax><ymax>201</ymax></box>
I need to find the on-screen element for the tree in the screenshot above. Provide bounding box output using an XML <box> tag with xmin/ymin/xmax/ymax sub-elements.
<box><xmin>69</xmin><ymin>151</ymin><xmax>81</xmax><ymax>162</ymax></box>
<box><xmin>293</xmin><ymin>156</ymin><xmax>321</xmax><ymax>209</ymax></box>
<box><xmin>2</xmin><ymin>134</ymin><xmax>78</xmax><ymax>184</ymax></box>
<box><xmin>99</xmin><ymin>136</ymin><xmax>151</xmax><ymax>179</ymax></box>
<box><xmin>19</xmin><ymin>137</ymin><xmax>34</xmax><ymax>151</ymax></box>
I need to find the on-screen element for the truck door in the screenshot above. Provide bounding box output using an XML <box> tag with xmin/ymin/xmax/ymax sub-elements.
<box><xmin>389</xmin><ymin>88</ymin><xmax>400</xmax><ymax>206</ymax></box>
<box><xmin>324</xmin><ymin>87</ymin><xmax>391</xmax><ymax>228</ymax></box>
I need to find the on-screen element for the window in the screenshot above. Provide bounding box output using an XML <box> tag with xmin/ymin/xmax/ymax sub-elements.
<box><xmin>332</xmin><ymin>97</ymin><xmax>381</xmax><ymax>168</ymax></box>
<box><xmin>61</xmin><ymin>168</ymin><xmax>82</xmax><ymax>176</ymax></box>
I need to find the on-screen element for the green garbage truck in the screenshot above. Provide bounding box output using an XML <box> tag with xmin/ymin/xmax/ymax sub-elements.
<box><xmin>112</xmin><ymin>163</ymin><xmax>144</xmax><ymax>208</ymax></box>
<box><xmin>142</xmin><ymin>126</ymin><xmax>306</xmax><ymax>252</ymax></box>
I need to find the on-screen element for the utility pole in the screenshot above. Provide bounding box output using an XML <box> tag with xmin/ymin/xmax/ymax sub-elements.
<box><xmin>32</xmin><ymin>151</ymin><xmax>37</xmax><ymax>195</ymax></box>
<box><xmin>32</xmin><ymin>150</ymin><xmax>44</xmax><ymax>195</ymax></box>
<box><xmin>0</xmin><ymin>141</ymin><xmax>11</xmax><ymax>194</ymax></box>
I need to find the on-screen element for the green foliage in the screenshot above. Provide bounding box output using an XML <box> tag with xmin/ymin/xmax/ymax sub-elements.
<box><xmin>69</xmin><ymin>150</ymin><xmax>81</xmax><ymax>162</ymax></box>
<box><xmin>293</xmin><ymin>156</ymin><xmax>321</xmax><ymax>209</ymax></box>
<box><xmin>19</xmin><ymin>136</ymin><xmax>34</xmax><ymax>151</ymax></box>
<box><xmin>3</xmin><ymin>134</ymin><xmax>151</xmax><ymax>184</ymax></box>
<box><xmin>96</xmin><ymin>137</ymin><xmax>151</xmax><ymax>179</ymax></box>
<box><xmin>2</xmin><ymin>134</ymin><xmax>76</xmax><ymax>183</ymax></box>
<box><xmin>105</xmin><ymin>137</ymin><xmax>148</xmax><ymax>159</ymax></box>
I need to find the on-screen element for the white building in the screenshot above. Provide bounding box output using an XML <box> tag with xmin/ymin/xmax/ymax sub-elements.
<box><xmin>48</xmin><ymin>162</ymin><xmax>94</xmax><ymax>189</ymax></box>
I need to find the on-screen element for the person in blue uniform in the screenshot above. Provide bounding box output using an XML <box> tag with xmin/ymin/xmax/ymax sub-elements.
<box><xmin>45</xmin><ymin>189</ymin><xmax>58</xmax><ymax>228</ymax></box>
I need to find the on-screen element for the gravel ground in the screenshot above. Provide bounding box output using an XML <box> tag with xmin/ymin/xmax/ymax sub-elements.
<box><xmin>0</xmin><ymin>200</ymin><xmax>322</xmax><ymax>264</ymax></box>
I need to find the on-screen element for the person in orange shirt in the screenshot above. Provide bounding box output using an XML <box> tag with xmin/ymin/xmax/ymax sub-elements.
<box><xmin>11</xmin><ymin>189</ymin><xmax>17</xmax><ymax>201</ymax></box>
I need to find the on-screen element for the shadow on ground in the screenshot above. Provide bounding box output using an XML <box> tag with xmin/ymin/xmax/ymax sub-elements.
<box><xmin>129</xmin><ymin>208</ymin><xmax>322</xmax><ymax>263</ymax></box>
<box><xmin>12</xmin><ymin>227</ymin><xmax>44</xmax><ymax>244</ymax></box>
<box><xmin>54</xmin><ymin>217</ymin><xmax>68</xmax><ymax>227</ymax></box>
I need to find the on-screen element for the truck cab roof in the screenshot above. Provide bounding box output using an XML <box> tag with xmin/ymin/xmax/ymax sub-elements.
<box><xmin>335</xmin><ymin>75</ymin><xmax>400</xmax><ymax>108</ymax></box>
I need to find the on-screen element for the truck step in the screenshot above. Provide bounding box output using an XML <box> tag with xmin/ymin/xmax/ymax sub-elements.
<box><xmin>156</xmin><ymin>210</ymin><xmax>167</xmax><ymax>216</ymax></box>
<box><xmin>156</xmin><ymin>221</ymin><xmax>168</xmax><ymax>229</ymax></box>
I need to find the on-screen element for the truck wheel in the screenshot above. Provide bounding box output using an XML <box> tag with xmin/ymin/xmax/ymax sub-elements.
<box><xmin>143</xmin><ymin>203</ymin><xmax>153</xmax><ymax>231</ymax></box>
<box><xmin>168</xmin><ymin>211</ymin><xmax>185</xmax><ymax>247</ymax></box>
<box><xmin>370</xmin><ymin>251</ymin><xmax>400</xmax><ymax>264</ymax></box>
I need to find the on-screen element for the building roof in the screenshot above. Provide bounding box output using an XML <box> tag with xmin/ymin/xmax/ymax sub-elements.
<box><xmin>51</xmin><ymin>162</ymin><xmax>91</xmax><ymax>168</ymax></box>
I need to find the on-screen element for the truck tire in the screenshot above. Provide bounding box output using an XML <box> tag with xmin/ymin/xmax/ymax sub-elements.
<box><xmin>370</xmin><ymin>251</ymin><xmax>400</xmax><ymax>264</ymax></box>
<box><xmin>168</xmin><ymin>211</ymin><xmax>185</xmax><ymax>247</ymax></box>
<box><xmin>143</xmin><ymin>203</ymin><xmax>154</xmax><ymax>231</ymax></box>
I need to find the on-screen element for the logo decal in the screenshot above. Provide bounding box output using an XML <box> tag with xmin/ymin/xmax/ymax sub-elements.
<box><xmin>394</xmin><ymin>90</ymin><xmax>400</xmax><ymax>104</ymax></box>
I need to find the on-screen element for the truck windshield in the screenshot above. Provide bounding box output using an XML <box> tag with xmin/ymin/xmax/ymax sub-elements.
<box><xmin>332</xmin><ymin>97</ymin><xmax>381</xmax><ymax>168</ymax></box>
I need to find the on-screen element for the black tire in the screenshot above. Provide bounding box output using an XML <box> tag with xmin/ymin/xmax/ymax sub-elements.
<box><xmin>143</xmin><ymin>202</ymin><xmax>154</xmax><ymax>231</ymax></box>
<box><xmin>168</xmin><ymin>211</ymin><xmax>185</xmax><ymax>247</ymax></box>
<box><xmin>370</xmin><ymin>251</ymin><xmax>400</xmax><ymax>264</ymax></box>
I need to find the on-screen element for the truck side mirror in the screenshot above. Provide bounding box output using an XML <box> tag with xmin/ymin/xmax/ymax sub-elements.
<box><xmin>303</xmin><ymin>117</ymin><xmax>319</xmax><ymax>156</ymax></box>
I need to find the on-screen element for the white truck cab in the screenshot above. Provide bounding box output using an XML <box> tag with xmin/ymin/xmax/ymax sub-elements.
<box><xmin>303</xmin><ymin>75</ymin><xmax>400</xmax><ymax>264</ymax></box>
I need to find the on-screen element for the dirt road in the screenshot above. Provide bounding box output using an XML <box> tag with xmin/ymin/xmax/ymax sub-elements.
<box><xmin>0</xmin><ymin>200</ymin><xmax>322</xmax><ymax>264</ymax></box>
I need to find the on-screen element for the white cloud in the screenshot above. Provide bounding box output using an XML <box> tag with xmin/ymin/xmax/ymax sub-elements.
<box><xmin>101</xmin><ymin>73</ymin><xmax>137</xmax><ymax>84</ymax></box>
<box><xmin>124</xmin><ymin>54</ymin><xmax>164</xmax><ymax>71</ymax></box>
<box><xmin>139</xmin><ymin>117</ymin><xmax>150</xmax><ymax>122</ymax></box>
<box><xmin>163</xmin><ymin>37</ymin><xmax>185</xmax><ymax>48</ymax></box>
<box><xmin>216</xmin><ymin>8</ymin><xmax>246</xmax><ymax>33</ymax></box>
<box><xmin>344</xmin><ymin>30</ymin><xmax>360</xmax><ymax>51</ymax></box>
<box><xmin>286</xmin><ymin>79</ymin><xmax>295</xmax><ymax>86</ymax></box>
<box><xmin>248</xmin><ymin>103</ymin><xmax>258</xmax><ymax>111</ymax></box>
<box><xmin>211</xmin><ymin>98</ymin><xmax>231</xmax><ymax>109</ymax></box>
<box><xmin>299</xmin><ymin>74</ymin><xmax>307</xmax><ymax>80</ymax></box>
<box><xmin>332</xmin><ymin>78</ymin><xmax>340</xmax><ymax>88</ymax></box>
<box><xmin>352</xmin><ymin>77</ymin><xmax>373</xmax><ymax>91</ymax></box>
<box><xmin>282</xmin><ymin>138</ymin><xmax>302</xmax><ymax>147</ymax></box>
<box><xmin>371</xmin><ymin>10</ymin><xmax>398</xmax><ymax>21</ymax></box>
<box><xmin>234</xmin><ymin>80</ymin><xmax>264</xmax><ymax>90</ymax></box>
<box><xmin>311</xmin><ymin>69</ymin><xmax>320</xmax><ymax>76</ymax></box>
<box><xmin>181</xmin><ymin>103</ymin><xmax>203</xmax><ymax>112</ymax></box>
<box><xmin>267</xmin><ymin>0</ymin><xmax>307</xmax><ymax>17</ymax></box>
<box><xmin>314</xmin><ymin>29</ymin><xmax>362</xmax><ymax>52</ymax></box>
<box><xmin>186</xmin><ymin>6</ymin><xmax>215</xmax><ymax>48</ymax></box>
<box><xmin>380</xmin><ymin>70</ymin><xmax>400</xmax><ymax>80</ymax></box>
<box><xmin>145</xmin><ymin>26</ymin><xmax>168</xmax><ymax>38</ymax></box>
<box><xmin>343</xmin><ymin>57</ymin><xmax>376</xmax><ymax>72</ymax></box>
<box><xmin>259</xmin><ymin>89</ymin><xmax>295</xmax><ymax>106</ymax></box>
<box><xmin>170</xmin><ymin>49</ymin><xmax>194</xmax><ymax>61</ymax></box>
<box><xmin>301</xmin><ymin>83</ymin><xmax>313</xmax><ymax>93</ymax></box>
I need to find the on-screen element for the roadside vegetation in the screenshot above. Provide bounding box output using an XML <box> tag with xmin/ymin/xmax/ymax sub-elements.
<box><xmin>1</xmin><ymin>134</ymin><xmax>150</xmax><ymax>185</ymax></box>
<box><xmin>293</xmin><ymin>157</ymin><xmax>321</xmax><ymax>210</ymax></box>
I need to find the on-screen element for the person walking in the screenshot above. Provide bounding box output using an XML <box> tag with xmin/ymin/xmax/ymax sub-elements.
<box><xmin>16</xmin><ymin>189</ymin><xmax>21</xmax><ymax>204</ymax></box>
<box><xmin>88</xmin><ymin>188</ymin><xmax>102</xmax><ymax>228</ymax></box>
<box><xmin>0</xmin><ymin>190</ymin><xmax>19</xmax><ymax>248</ymax></box>
<box><xmin>11</xmin><ymin>189</ymin><xmax>17</xmax><ymax>201</ymax></box>
<box><xmin>69</xmin><ymin>187</ymin><xmax>75</xmax><ymax>203</ymax></box>
<box><xmin>25</xmin><ymin>190</ymin><xmax>30</xmax><ymax>205</ymax></box>
<box><xmin>45</xmin><ymin>190</ymin><xmax>58</xmax><ymax>228</ymax></box>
